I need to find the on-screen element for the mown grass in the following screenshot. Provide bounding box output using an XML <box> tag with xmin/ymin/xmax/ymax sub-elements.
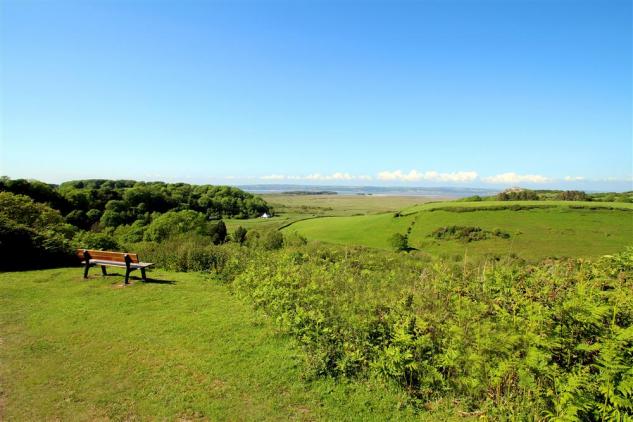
<box><xmin>285</xmin><ymin>202</ymin><xmax>633</xmax><ymax>260</ymax></box>
<box><xmin>0</xmin><ymin>268</ymin><xmax>422</xmax><ymax>421</ymax></box>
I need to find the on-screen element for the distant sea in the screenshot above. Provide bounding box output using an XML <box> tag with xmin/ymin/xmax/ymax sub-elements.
<box><xmin>239</xmin><ymin>184</ymin><xmax>498</xmax><ymax>198</ymax></box>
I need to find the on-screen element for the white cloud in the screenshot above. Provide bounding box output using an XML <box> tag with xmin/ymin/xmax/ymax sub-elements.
<box><xmin>563</xmin><ymin>176</ymin><xmax>585</xmax><ymax>182</ymax></box>
<box><xmin>259</xmin><ymin>172</ymin><xmax>373</xmax><ymax>182</ymax></box>
<box><xmin>305</xmin><ymin>172</ymin><xmax>354</xmax><ymax>181</ymax></box>
<box><xmin>377</xmin><ymin>169</ymin><xmax>478</xmax><ymax>183</ymax></box>
<box><xmin>482</xmin><ymin>172</ymin><xmax>551</xmax><ymax>184</ymax></box>
<box><xmin>260</xmin><ymin>174</ymin><xmax>287</xmax><ymax>180</ymax></box>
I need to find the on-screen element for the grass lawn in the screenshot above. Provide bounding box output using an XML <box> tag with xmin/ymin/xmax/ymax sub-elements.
<box><xmin>0</xmin><ymin>268</ymin><xmax>421</xmax><ymax>421</ymax></box>
<box><xmin>285</xmin><ymin>202</ymin><xmax>633</xmax><ymax>260</ymax></box>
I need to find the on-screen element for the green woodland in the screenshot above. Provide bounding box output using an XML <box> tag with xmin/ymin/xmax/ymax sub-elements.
<box><xmin>1</xmin><ymin>178</ymin><xmax>632</xmax><ymax>420</ymax></box>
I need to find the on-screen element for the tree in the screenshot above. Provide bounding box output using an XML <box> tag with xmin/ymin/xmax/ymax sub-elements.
<box><xmin>233</xmin><ymin>226</ymin><xmax>248</xmax><ymax>245</ymax></box>
<box><xmin>209</xmin><ymin>220</ymin><xmax>227</xmax><ymax>245</ymax></box>
<box><xmin>65</xmin><ymin>210</ymin><xmax>89</xmax><ymax>229</ymax></box>
<box><xmin>557</xmin><ymin>190</ymin><xmax>588</xmax><ymax>201</ymax></box>
<box><xmin>390</xmin><ymin>233</ymin><xmax>409</xmax><ymax>251</ymax></box>
<box><xmin>100</xmin><ymin>209</ymin><xmax>126</xmax><ymax>228</ymax></box>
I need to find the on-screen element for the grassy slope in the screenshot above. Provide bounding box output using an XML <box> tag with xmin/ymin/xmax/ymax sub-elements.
<box><xmin>285</xmin><ymin>202</ymin><xmax>633</xmax><ymax>260</ymax></box>
<box><xmin>0</xmin><ymin>268</ymin><xmax>419</xmax><ymax>421</ymax></box>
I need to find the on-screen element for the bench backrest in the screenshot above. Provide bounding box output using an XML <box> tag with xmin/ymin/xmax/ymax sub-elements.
<box><xmin>76</xmin><ymin>249</ymin><xmax>140</xmax><ymax>264</ymax></box>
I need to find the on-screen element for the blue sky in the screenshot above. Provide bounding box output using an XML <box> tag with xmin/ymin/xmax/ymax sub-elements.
<box><xmin>1</xmin><ymin>0</ymin><xmax>631</xmax><ymax>190</ymax></box>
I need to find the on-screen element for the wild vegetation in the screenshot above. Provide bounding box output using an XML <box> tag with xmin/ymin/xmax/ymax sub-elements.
<box><xmin>430</xmin><ymin>225</ymin><xmax>510</xmax><ymax>242</ymax></box>
<box><xmin>223</xmin><ymin>245</ymin><xmax>633</xmax><ymax>420</ymax></box>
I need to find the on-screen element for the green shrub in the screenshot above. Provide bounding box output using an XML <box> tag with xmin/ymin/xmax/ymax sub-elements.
<box><xmin>261</xmin><ymin>231</ymin><xmax>284</xmax><ymax>250</ymax></box>
<box><xmin>232</xmin><ymin>226</ymin><xmax>248</xmax><ymax>245</ymax></box>
<box><xmin>431</xmin><ymin>225</ymin><xmax>510</xmax><ymax>242</ymax></box>
<box><xmin>113</xmin><ymin>220</ymin><xmax>147</xmax><ymax>243</ymax></box>
<box><xmin>284</xmin><ymin>231</ymin><xmax>308</xmax><ymax>247</ymax></box>
<box><xmin>209</xmin><ymin>220</ymin><xmax>227</xmax><ymax>245</ymax></box>
<box><xmin>130</xmin><ymin>235</ymin><xmax>234</xmax><ymax>274</ymax></box>
<box><xmin>143</xmin><ymin>210</ymin><xmax>207</xmax><ymax>242</ymax></box>
<box><xmin>389</xmin><ymin>233</ymin><xmax>409</xmax><ymax>251</ymax></box>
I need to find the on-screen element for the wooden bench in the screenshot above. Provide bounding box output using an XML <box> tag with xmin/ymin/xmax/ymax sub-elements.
<box><xmin>77</xmin><ymin>249</ymin><xmax>154</xmax><ymax>284</ymax></box>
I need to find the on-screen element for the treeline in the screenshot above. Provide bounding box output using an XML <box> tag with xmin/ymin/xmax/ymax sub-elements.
<box><xmin>461</xmin><ymin>188</ymin><xmax>633</xmax><ymax>203</ymax></box>
<box><xmin>0</xmin><ymin>177</ymin><xmax>271</xmax><ymax>270</ymax></box>
<box><xmin>1</xmin><ymin>177</ymin><xmax>270</xmax><ymax>227</ymax></box>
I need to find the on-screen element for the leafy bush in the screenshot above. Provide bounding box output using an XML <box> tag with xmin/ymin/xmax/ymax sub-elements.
<box><xmin>209</xmin><ymin>220</ymin><xmax>227</xmax><ymax>245</ymax></box>
<box><xmin>557</xmin><ymin>190</ymin><xmax>589</xmax><ymax>201</ymax></box>
<box><xmin>497</xmin><ymin>189</ymin><xmax>539</xmax><ymax>201</ymax></box>
<box><xmin>127</xmin><ymin>235</ymin><xmax>246</xmax><ymax>277</ymax></box>
<box><xmin>431</xmin><ymin>225</ymin><xmax>510</xmax><ymax>242</ymax></box>
<box><xmin>389</xmin><ymin>233</ymin><xmax>409</xmax><ymax>251</ymax></box>
<box><xmin>284</xmin><ymin>231</ymin><xmax>308</xmax><ymax>247</ymax></box>
<box><xmin>261</xmin><ymin>231</ymin><xmax>284</xmax><ymax>250</ymax></box>
<box><xmin>230</xmin><ymin>226</ymin><xmax>246</xmax><ymax>245</ymax></box>
<box><xmin>143</xmin><ymin>210</ymin><xmax>207</xmax><ymax>242</ymax></box>
<box><xmin>112</xmin><ymin>219</ymin><xmax>147</xmax><ymax>243</ymax></box>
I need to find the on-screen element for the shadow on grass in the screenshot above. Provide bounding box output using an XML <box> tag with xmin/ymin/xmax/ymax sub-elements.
<box><xmin>135</xmin><ymin>276</ymin><xmax>176</xmax><ymax>285</ymax></box>
<box><xmin>87</xmin><ymin>273</ymin><xmax>177</xmax><ymax>285</ymax></box>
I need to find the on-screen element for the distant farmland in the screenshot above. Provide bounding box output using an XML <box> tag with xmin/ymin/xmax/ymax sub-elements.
<box><xmin>284</xmin><ymin>200</ymin><xmax>633</xmax><ymax>261</ymax></box>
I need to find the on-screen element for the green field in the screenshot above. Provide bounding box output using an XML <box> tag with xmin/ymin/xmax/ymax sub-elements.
<box><xmin>284</xmin><ymin>201</ymin><xmax>633</xmax><ymax>260</ymax></box>
<box><xmin>224</xmin><ymin>194</ymin><xmax>436</xmax><ymax>233</ymax></box>
<box><xmin>0</xmin><ymin>268</ymin><xmax>421</xmax><ymax>421</ymax></box>
<box><xmin>263</xmin><ymin>194</ymin><xmax>435</xmax><ymax>216</ymax></box>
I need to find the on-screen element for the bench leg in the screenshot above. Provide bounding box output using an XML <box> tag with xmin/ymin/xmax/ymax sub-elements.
<box><xmin>125</xmin><ymin>268</ymin><xmax>132</xmax><ymax>284</ymax></box>
<box><xmin>83</xmin><ymin>263</ymin><xmax>90</xmax><ymax>279</ymax></box>
<box><xmin>141</xmin><ymin>268</ymin><xmax>147</xmax><ymax>281</ymax></box>
<box><xmin>101</xmin><ymin>265</ymin><xmax>107</xmax><ymax>276</ymax></box>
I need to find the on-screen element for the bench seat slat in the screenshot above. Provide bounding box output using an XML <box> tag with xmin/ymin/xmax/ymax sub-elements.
<box><xmin>81</xmin><ymin>259</ymin><xmax>154</xmax><ymax>269</ymax></box>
